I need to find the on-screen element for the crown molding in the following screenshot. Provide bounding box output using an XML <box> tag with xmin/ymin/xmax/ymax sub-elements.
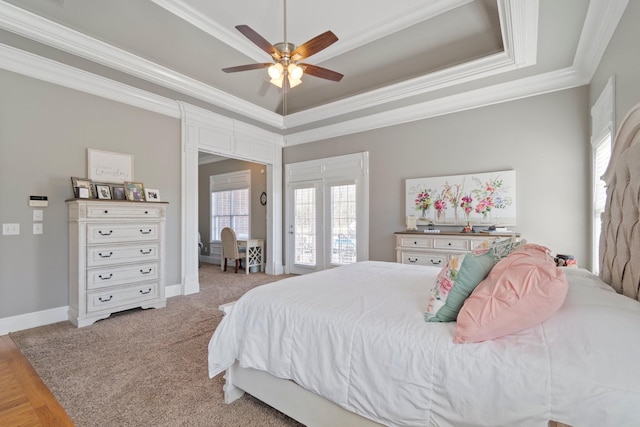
<box><xmin>149</xmin><ymin>0</ymin><xmax>268</xmax><ymax>63</ymax></box>
<box><xmin>283</xmin><ymin>0</ymin><xmax>539</xmax><ymax>128</ymax></box>
<box><xmin>152</xmin><ymin>0</ymin><xmax>475</xmax><ymax>65</ymax></box>
<box><xmin>0</xmin><ymin>43</ymin><xmax>181</xmax><ymax>118</ymax></box>
<box><xmin>285</xmin><ymin>66</ymin><xmax>588</xmax><ymax>146</ymax></box>
<box><xmin>0</xmin><ymin>1</ymin><xmax>283</xmax><ymax>128</ymax></box>
<box><xmin>573</xmin><ymin>0</ymin><xmax>628</xmax><ymax>81</ymax></box>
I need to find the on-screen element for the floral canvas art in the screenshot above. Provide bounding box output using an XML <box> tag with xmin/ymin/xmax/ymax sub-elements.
<box><xmin>406</xmin><ymin>170</ymin><xmax>516</xmax><ymax>225</ymax></box>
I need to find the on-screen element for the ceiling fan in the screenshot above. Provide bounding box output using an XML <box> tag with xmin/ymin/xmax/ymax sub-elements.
<box><xmin>222</xmin><ymin>0</ymin><xmax>343</xmax><ymax>90</ymax></box>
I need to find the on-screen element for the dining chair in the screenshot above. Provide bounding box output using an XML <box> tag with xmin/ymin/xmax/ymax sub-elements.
<box><xmin>221</xmin><ymin>227</ymin><xmax>246</xmax><ymax>273</ymax></box>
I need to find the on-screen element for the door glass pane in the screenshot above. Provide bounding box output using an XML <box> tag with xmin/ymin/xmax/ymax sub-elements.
<box><xmin>331</xmin><ymin>184</ymin><xmax>356</xmax><ymax>264</ymax></box>
<box><xmin>294</xmin><ymin>188</ymin><xmax>316</xmax><ymax>265</ymax></box>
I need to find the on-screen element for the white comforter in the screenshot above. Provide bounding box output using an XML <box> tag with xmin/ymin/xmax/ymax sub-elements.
<box><xmin>208</xmin><ymin>261</ymin><xmax>640</xmax><ymax>427</ymax></box>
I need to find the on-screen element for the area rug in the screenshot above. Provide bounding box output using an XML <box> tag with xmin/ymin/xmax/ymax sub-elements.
<box><xmin>10</xmin><ymin>264</ymin><xmax>301</xmax><ymax>427</ymax></box>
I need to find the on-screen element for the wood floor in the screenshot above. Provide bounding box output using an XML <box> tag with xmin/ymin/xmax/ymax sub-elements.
<box><xmin>0</xmin><ymin>335</ymin><xmax>74</xmax><ymax>426</ymax></box>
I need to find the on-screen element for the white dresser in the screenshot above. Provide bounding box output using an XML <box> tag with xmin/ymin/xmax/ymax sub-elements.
<box><xmin>395</xmin><ymin>231</ymin><xmax>520</xmax><ymax>267</ymax></box>
<box><xmin>67</xmin><ymin>200</ymin><xmax>167</xmax><ymax>327</ymax></box>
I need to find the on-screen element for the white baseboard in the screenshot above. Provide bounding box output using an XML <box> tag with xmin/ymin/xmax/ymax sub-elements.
<box><xmin>0</xmin><ymin>306</ymin><xmax>68</xmax><ymax>335</ymax></box>
<box><xmin>1</xmin><ymin>283</ymin><xmax>185</xmax><ymax>335</ymax></box>
<box><xmin>165</xmin><ymin>283</ymin><xmax>182</xmax><ymax>298</ymax></box>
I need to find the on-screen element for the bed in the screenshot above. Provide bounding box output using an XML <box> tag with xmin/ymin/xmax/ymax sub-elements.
<box><xmin>208</xmin><ymin>103</ymin><xmax>640</xmax><ymax>427</ymax></box>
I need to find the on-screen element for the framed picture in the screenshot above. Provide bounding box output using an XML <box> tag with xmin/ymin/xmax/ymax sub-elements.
<box><xmin>111</xmin><ymin>185</ymin><xmax>126</xmax><ymax>200</ymax></box>
<box><xmin>144</xmin><ymin>188</ymin><xmax>161</xmax><ymax>202</ymax></box>
<box><xmin>96</xmin><ymin>184</ymin><xmax>112</xmax><ymax>199</ymax></box>
<box><xmin>405</xmin><ymin>170</ymin><xmax>517</xmax><ymax>226</ymax></box>
<box><xmin>124</xmin><ymin>181</ymin><xmax>145</xmax><ymax>201</ymax></box>
<box><xmin>88</xmin><ymin>149</ymin><xmax>134</xmax><ymax>183</ymax></box>
<box><xmin>71</xmin><ymin>177</ymin><xmax>93</xmax><ymax>199</ymax></box>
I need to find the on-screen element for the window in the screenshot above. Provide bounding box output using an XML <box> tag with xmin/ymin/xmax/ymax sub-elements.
<box><xmin>590</xmin><ymin>76</ymin><xmax>615</xmax><ymax>273</ymax></box>
<box><xmin>211</xmin><ymin>188</ymin><xmax>249</xmax><ymax>240</ymax></box>
<box><xmin>210</xmin><ymin>170</ymin><xmax>251</xmax><ymax>241</ymax></box>
<box><xmin>592</xmin><ymin>134</ymin><xmax>611</xmax><ymax>272</ymax></box>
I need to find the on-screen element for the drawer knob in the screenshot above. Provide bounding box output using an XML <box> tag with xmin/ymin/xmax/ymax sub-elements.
<box><xmin>98</xmin><ymin>252</ymin><xmax>113</xmax><ymax>258</ymax></box>
<box><xmin>98</xmin><ymin>230</ymin><xmax>113</xmax><ymax>236</ymax></box>
<box><xmin>139</xmin><ymin>288</ymin><xmax>152</xmax><ymax>295</ymax></box>
<box><xmin>98</xmin><ymin>295</ymin><xmax>113</xmax><ymax>303</ymax></box>
<box><xmin>448</xmin><ymin>242</ymin><xmax>452</xmax><ymax>246</ymax></box>
<box><xmin>140</xmin><ymin>249</ymin><xmax>152</xmax><ymax>255</ymax></box>
<box><xmin>145</xmin><ymin>211</ymin><xmax>149</xmax><ymax>214</ymax></box>
<box><xmin>413</xmin><ymin>241</ymin><xmax>417</xmax><ymax>245</ymax></box>
<box><xmin>140</xmin><ymin>268</ymin><xmax>152</xmax><ymax>274</ymax></box>
<box><xmin>104</xmin><ymin>210</ymin><xmax>108</xmax><ymax>214</ymax></box>
<box><xmin>98</xmin><ymin>273</ymin><xmax>113</xmax><ymax>280</ymax></box>
<box><xmin>430</xmin><ymin>259</ymin><xmax>442</xmax><ymax>265</ymax></box>
<box><xmin>139</xmin><ymin>229</ymin><xmax>152</xmax><ymax>235</ymax></box>
<box><xmin>408</xmin><ymin>257</ymin><xmax>418</xmax><ymax>263</ymax></box>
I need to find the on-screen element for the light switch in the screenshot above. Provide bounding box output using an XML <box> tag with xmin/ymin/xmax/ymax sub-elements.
<box><xmin>33</xmin><ymin>223</ymin><xmax>43</xmax><ymax>235</ymax></box>
<box><xmin>33</xmin><ymin>210</ymin><xmax>44</xmax><ymax>221</ymax></box>
<box><xmin>2</xmin><ymin>223</ymin><xmax>20</xmax><ymax>235</ymax></box>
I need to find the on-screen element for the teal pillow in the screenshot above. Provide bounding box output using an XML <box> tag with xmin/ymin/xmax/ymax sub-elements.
<box><xmin>424</xmin><ymin>250</ymin><xmax>496</xmax><ymax>322</ymax></box>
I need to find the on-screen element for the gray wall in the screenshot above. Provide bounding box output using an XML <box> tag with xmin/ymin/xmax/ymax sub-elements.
<box><xmin>590</xmin><ymin>0</ymin><xmax>640</xmax><ymax>130</ymax></box>
<box><xmin>0</xmin><ymin>69</ymin><xmax>181</xmax><ymax>319</ymax></box>
<box><xmin>198</xmin><ymin>159</ymin><xmax>268</xmax><ymax>247</ymax></box>
<box><xmin>284</xmin><ymin>87</ymin><xmax>591</xmax><ymax>268</ymax></box>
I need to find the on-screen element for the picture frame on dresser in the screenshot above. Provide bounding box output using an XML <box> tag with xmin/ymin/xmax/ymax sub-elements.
<box><xmin>71</xmin><ymin>177</ymin><xmax>92</xmax><ymax>199</ymax></box>
<box><xmin>95</xmin><ymin>184</ymin><xmax>111</xmax><ymax>199</ymax></box>
<box><xmin>124</xmin><ymin>181</ymin><xmax>145</xmax><ymax>201</ymax></box>
<box><xmin>111</xmin><ymin>185</ymin><xmax>126</xmax><ymax>200</ymax></box>
<box><xmin>144</xmin><ymin>188</ymin><xmax>161</xmax><ymax>202</ymax></box>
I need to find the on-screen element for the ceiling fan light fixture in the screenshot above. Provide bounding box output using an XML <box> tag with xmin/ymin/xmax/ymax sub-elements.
<box><xmin>288</xmin><ymin>76</ymin><xmax>302</xmax><ymax>88</ymax></box>
<box><xmin>270</xmin><ymin>75</ymin><xmax>284</xmax><ymax>88</ymax></box>
<box><xmin>288</xmin><ymin>63</ymin><xmax>303</xmax><ymax>80</ymax></box>
<box><xmin>268</xmin><ymin>63</ymin><xmax>284</xmax><ymax>80</ymax></box>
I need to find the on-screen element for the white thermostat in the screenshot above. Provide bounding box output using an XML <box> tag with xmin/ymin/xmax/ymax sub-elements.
<box><xmin>29</xmin><ymin>196</ymin><xmax>49</xmax><ymax>207</ymax></box>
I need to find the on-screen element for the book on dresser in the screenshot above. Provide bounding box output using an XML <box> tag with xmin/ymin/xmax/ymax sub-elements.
<box><xmin>66</xmin><ymin>199</ymin><xmax>168</xmax><ymax>327</ymax></box>
<box><xmin>395</xmin><ymin>231</ymin><xmax>521</xmax><ymax>267</ymax></box>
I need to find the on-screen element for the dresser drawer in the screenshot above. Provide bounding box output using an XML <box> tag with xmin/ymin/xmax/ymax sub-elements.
<box><xmin>87</xmin><ymin>262</ymin><xmax>159</xmax><ymax>290</ymax></box>
<box><xmin>87</xmin><ymin>223</ymin><xmax>159</xmax><ymax>244</ymax></box>
<box><xmin>87</xmin><ymin>282</ymin><xmax>160</xmax><ymax>313</ymax></box>
<box><xmin>400</xmin><ymin>251</ymin><xmax>447</xmax><ymax>267</ymax></box>
<box><xmin>86</xmin><ymin>242</ymin><xmax>159</xmax><ymax>267</ymax></box>
<box><xmin>86</xmin><ymin>205</ymin><xmax>162</xmax><ymax>219</ymax></box>
<box><xmin>398</xmin><ymin>236</ymin><xmax>433</xmax><ymax>248</ymax></box>
<box><xmin>433</xmin><ymin>238</ymin><xmax>469</xmax><ymax>251</ymax></box>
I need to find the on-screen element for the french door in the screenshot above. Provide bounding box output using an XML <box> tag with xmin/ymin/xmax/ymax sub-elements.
<box><xmin>285</xmin><ymin>153</ymin><xmax>368</xmax><ymax>274</ymax></box>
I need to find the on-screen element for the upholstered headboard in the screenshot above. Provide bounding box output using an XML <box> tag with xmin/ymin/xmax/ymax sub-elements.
<box><xmin>599</xmin><ymin>103</ymin><xmax>640</xmax><ymax>301</ymax></box>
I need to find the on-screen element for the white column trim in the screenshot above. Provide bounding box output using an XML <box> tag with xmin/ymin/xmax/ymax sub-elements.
<box><xmin>179</xmin><ymin>102</ymin><xmax>284</xmax><ymax>279</ymax></box>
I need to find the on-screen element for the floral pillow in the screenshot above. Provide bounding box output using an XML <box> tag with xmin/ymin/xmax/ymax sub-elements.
<box><xmin>473</xmin><ymin>235</ymin><xmax>525</xmax><ymax>260</ymax></box>
<box><xmin>424</xmin><ymin>250</ymin><xmax>496</xmax><ymax>322</ymax></box>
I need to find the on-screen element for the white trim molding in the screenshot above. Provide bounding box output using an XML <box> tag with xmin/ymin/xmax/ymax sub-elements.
<box><xmin>285</xmin><ymin>67</ymin><xmax>587</xmax><ymax>146</ymax></box>
<box><xmin>0</xmin><ymin>44</ymin><xmax>180</xmax><ymax>118</ymax></box>
<box><xmin>0</xmin><ymin>306</ymin><xmax>68</xmax><ymax>335</ymax></box>
<box><xmin>0</xmin><ymin>1</ymin><xmax>282</xmax><ymax>128</ymax></box>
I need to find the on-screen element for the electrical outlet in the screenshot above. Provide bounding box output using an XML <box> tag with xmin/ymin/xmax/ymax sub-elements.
<box><xmin>33</xmin><ymin>223</ymin><xmax>43</xmax><ymax>235</ymax></box>
<box><xmin>2</xmin><ymin>223</ymin><xmax>20</xmax><ymax>235</ymax></box>
<box><xmin>33</xmin><ymin>209</ymin><xmax>44</xmax><ymax>221</ymax></box>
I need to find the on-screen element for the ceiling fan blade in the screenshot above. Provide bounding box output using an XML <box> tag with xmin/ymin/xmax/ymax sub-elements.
<box><xmin>300</xmin><ymin>63</ymin><xmax>343</xmax><ymax>82</ymax></box>
<box><xmin>235</xmin><ymin>25</ymin><xmax>282</xmax><ymax>60</ymax></box>
<box><xmin>222</xmin><ymin>63</ymin><xmax>272</xmax><ymax>73</ymax></box>
<box><xmin>290</xmin><ymin>31</ymin><xmax>338</xmax><ymax>61</ymax></box>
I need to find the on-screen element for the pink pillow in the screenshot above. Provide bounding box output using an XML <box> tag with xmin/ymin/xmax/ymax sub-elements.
<box><xmin>454</xmin><ymin>244</ymin><xmax>568</xmax><ymax>343</ymax></box>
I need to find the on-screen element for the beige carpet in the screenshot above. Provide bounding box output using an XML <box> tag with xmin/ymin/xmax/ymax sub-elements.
<box><xmin>10</xmin><ymin>264</ymin><xmax>302</xmax><ymax>427</ymax></box>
